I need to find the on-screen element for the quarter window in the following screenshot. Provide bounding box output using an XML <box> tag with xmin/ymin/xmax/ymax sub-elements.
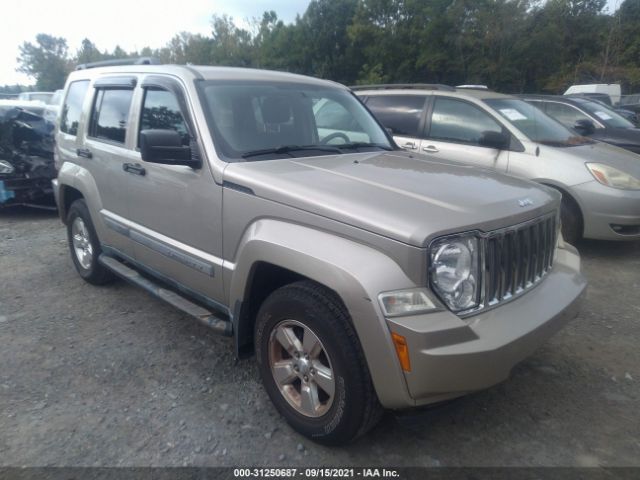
<box><xmin>89</xmin><ymin>88</ymin><xmax>133</xmax><ymax>144</ymax></box>
<box><xmin>140</xmin><ymin>89</ymin><xmax>189</xmax><ymax>145</ymax></box>
<box><xmin>366</xmin><ymin>95</ymin><xmax>427</xmax><ymax>137</ymax></box>
<box><xmin>60</xmin><ymin>80</ymin><xmax>89</xmax><ymax>135</ymax></box>
<box><xmin>429</xmin><ymin>97</ymin><xmax>503</xmax><ymax>146</ymax></box>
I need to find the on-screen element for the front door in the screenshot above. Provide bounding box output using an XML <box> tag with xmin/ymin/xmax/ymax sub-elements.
<box><xmin>122</xmin><ymin>76</ymin><xmax>225</xmax><ymax>305</ymax></box>
<box><xmin>420</xmin><ymin>96</ymin><xmax>510</xmax><ymax>172</ymax></box>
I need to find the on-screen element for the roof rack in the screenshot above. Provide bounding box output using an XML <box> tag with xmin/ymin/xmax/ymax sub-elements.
<box><xmin>75</xmin><ymin>57</ymin><xmax>161</xmax><ymax>70</ymax></box>
<box><xmin>350</xmin><ymin>83</ymin><xmax>455</xmax><ymax>92</ymax></box>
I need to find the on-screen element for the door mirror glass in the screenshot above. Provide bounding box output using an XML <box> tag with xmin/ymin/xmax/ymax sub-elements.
<box><xmin>479</xmin><ymin>130</ymin><xmax>509</xmax><ymax>150</ymax></box>
<box><xmin>140</xmin><ymin>129</ymin><xmax>200</xmax><ymax>167</ymax></box>
<box><xmin>573</xmin><ymin>119</ymin><xmax>596</xmax><ymax>135</ymax></box>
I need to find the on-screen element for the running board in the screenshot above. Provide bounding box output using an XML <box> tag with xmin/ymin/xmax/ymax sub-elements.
<box><xmin>98</xmin><ymin>254</ymin><xmax>233</xmax><ymax>337</ymax></box>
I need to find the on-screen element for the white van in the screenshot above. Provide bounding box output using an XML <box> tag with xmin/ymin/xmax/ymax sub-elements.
<box><xmin>564</xmin><ymin>84</ymin><xmax>622</xmax><ymax>105</ymax></box>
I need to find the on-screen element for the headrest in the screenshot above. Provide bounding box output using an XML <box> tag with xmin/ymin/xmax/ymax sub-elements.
<box><xmin>262</xmin><ymin>96</ymin><xmax>292</xmax><ymax>124</ymax></box>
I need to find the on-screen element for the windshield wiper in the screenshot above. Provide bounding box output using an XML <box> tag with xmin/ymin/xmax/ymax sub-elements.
<box><xmin>241</xmin><ymin>145</ymin><xmax>342</xmax><ymax>159</ymax></box>
<box><xmin>336</xmin><ymin>142</ymin><xmax>393</xmax><ymax>151</ymax></box>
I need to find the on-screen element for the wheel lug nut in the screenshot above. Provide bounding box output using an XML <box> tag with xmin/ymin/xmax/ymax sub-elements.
<box><xmin>303</xmin><ymin>375</ymin><xmax>308</xmax><ymax>382</ymax></box>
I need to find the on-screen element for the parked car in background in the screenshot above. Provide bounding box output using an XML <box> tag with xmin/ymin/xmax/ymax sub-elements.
<box><xmin>17</xmin><ymin>91</ymin><xmax>55</xmax><ymax>104</ymax></box>
<box><xmin>618</xmin><ymin>94</ymin><xmax>640</xmax><ymax>116</ymax></box>
<box><xmin>53</xmin><ymin>62</ymin><xmax>586</xmax><ymax>444</ymax></box>
<box><xmin>0</xmin><ymin>102</ymin><xmax>56</xmax><ymax>208</ymax></box>
<box><xmin>521</xmin><ymin>95</ymin><xmax>640</xmax><ymax>154</ymax></box>
<box><xmin>356</xmin><ymin>85</ymin><xmax>640</xmax><ymax>243</ymax></box>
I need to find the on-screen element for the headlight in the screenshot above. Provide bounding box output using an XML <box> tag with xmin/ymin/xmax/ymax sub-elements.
<box><xmin>430</xmin><ymin>235</ymin><xmax>480</xmax><ymax>312</ymax></box>
<box><xmin>586</xmin><ymin>163</ymin><xmax>640</xmax><ymax>190</ymax></box>
<box><xmin>0</xmin><ymin>160</ymin><xmax>15</xmax><ymax>175</ymax></box>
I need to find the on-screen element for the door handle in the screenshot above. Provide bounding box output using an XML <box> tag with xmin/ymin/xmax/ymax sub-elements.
<box><xmin>422</xmin><ymin>145</ymin><xmax>439</xmax><ymax>153</ymax></box>
<box><xmin>76</xmin><ymin>148</ymin><xmax>92</xmax><ymax>159</ymax></box>
<box><xmin>123</xmin><ymin>162</ymin><xmax>146</xmax><ymax>176</ymax></box>
<box><xmin>402</xmin><ymin>141</ymin><xmax>418</xmax><ymax>150</ymax></box>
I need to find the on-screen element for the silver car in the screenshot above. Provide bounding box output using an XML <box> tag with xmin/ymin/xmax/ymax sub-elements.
<box><xmin>357</xmin><ymin>85</ymin><xmax>640</xmax><ymax>243</ymax></box>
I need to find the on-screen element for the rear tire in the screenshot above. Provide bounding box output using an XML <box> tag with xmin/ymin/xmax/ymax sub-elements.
<box><xmin>66</xmin><ymin>199</ymin><xmax>114</xmax><ymax>285</ymax></box>
<box><xmin>254</xmin><ymin>280</ymin><xmax>383</xmax><ymax>445</ymax></box>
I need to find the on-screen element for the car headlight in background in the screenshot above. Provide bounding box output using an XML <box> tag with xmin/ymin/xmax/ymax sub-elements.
<box><xmin>430</xmin><ymin>235</ymin><xmax>480</xmax><ymax>312</ymax></box>
<box><xmin>0</xmin><ymin>160</ymin><xmax>15</xmax><ymax>175</ymax></box>
<box><xmin>586</xmin><ymin>163</ymin><xmax>640</xmax><ymax>190</ymax></box>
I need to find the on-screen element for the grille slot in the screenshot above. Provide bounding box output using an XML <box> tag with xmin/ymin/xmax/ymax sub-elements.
<box><xmin>484</xmin><ymin>214</ymin><xmax>557</xmax><ymax>307</ymax></box>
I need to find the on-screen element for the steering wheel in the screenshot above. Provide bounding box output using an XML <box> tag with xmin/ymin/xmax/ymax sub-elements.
<box><xmin>320</xmin><ymin>132</ymin><xmax>350</xmax><ymax>145</ymax></box>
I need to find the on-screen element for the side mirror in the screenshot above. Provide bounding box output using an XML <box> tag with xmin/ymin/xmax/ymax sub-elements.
<box><xmin>573</xmin><ymin>119</ymin><xmax>596</xmax><ymax>136</ymax></box>
<box><xmin>479</xmin><ymin>131</ymin><xmax>509</xmax><ymax>150</ymax></box>
<box><xmin>139</xmin><ymin>129</ymin><xmax>201</xmax><ymax>167</ymax></box>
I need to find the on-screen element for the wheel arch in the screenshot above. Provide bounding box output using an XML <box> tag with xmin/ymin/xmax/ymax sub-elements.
<box><xmin>228</xmin><ymin>219</ymin><xmax>416</xmax><ymax>408</ymax></box>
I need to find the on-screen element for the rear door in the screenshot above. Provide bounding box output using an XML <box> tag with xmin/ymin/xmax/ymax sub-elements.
<box><xmin>77</xmin><ymin>76</ymin><xmax>138</xmax><ymax>256</ymax></box>
<box><xmin>421</xmin><ymin>96</ymin><xmax>510</xmax><ymax>171</ymax></box>
<box><xmin>365</xmin><ymin>95</ymin><xmax>428</xmax><ymax>152</ymax></box>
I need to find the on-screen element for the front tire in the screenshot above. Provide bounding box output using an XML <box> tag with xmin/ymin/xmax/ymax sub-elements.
<box><xmin>560</xmin><ymin>195</ymin><xmax>582</xmax><ymax>245</ymax></box>
<box><xmin>66</xmin><ymin>199</ymin><xmax>114</xmax><ymax>285</ymax></box>
<box><xmin>255</xmin><ymin>281</ymin><xmax>383</xmax><ymax>445</ymax></box>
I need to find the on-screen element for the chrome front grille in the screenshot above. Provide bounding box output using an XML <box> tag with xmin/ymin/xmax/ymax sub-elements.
<box><xmin>483</xmin><ymin>213</ymin><xmax>557</xmax><ymax>308</ymax></box>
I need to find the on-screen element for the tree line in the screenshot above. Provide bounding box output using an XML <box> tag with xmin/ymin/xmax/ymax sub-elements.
<box><xmin>7</xmin><ymin>0</ymin><xmax>640</xmax><ymax>95</ymax></box>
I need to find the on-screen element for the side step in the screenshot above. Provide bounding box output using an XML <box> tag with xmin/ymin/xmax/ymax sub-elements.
<box><xmin>99</xmin><ymin>254</ymin><xmax>233</xmax><ymax>337</ymax></box>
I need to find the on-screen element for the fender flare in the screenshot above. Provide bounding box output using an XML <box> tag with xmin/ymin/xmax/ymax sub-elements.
<box><xmin>228</xmin><ymin>219</ymin><xmax>417</xmax><ymax>408</ymax></box>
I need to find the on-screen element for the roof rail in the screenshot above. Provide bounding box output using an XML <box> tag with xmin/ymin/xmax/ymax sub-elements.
<box><xmin>350</xmin><ymin>83</ymin><xmax>455</xmax><ymax>92</ymax></box>
<box><xmin>75</xmin><ymin>57</ymin><xmax>161</xmax><ymax>70</ymax></box>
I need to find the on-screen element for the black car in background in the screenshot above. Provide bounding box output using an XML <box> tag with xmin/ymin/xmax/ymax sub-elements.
<box><xmin>521</xmin><ymin>94</ymin><xmax>640</xmax><ymax>154</ymax></box>
<box><xmin>0</xmin><ymin>104</ymin><xmax>56</xmax><ymax>208</ymax></box>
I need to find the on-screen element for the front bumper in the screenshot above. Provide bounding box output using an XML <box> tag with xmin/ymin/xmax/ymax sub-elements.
<box><xmin>385</xmin><ymin>245</ymin><xmax>586</xmax><ymax>406</ymax></box>
<box><xmin>572</xmin><ymin>180</ymin><xmax>640</xmax><ymax>240</ymax></box>
<box><xmin>0</xmin><ymin>174</ymin><xmax>55</xmax><ymax>208</ymax></box>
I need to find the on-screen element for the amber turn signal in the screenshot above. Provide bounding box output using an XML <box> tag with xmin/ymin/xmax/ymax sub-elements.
<box><xmin>391</xmin><ymin>332</ymin><xmax>411</xmax><ymax>372</ymax></box>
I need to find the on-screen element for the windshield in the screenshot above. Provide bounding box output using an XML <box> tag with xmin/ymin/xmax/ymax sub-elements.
<box><xmin>197</xmin><ymin>81</ymin><xmax>392</xmax><ymax>160</ymax></box>
<box><xmin>577</xmin><ymin>99</ymin><xmax>635</xmax><ymax>129</ymax></box>
<box><xmin>485</xmin><ymin>98</ymin><xmax>593</xmax><ymax>147</ymax></box>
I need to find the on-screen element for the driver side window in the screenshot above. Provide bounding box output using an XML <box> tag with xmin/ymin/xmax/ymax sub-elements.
<box><xmin>313</xmin><ymin>97</ymin><xmax>368</xmax><ymax>144</ymax></box>
<box><xmin>543</xmin><ymin>102</ymin><xmax>592</xmax><ymax>129</ymax></box>
<box><xmin>139</xmin><ymin>88</ymin><xmax>190</xmax><ymax>146</ymax></box>
<box><xmin>429</xmin><ymin>97</ymin><xmax>503</xmax><ymax>147</ymax></box>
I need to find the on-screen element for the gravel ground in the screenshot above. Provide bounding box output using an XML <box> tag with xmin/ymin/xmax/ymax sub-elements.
<box><xmin>0</xmin><ymin>207</ymin><xmax>639</xmax><ymax>467</ymax></box>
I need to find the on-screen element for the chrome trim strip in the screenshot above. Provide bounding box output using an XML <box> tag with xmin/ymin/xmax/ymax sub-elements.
<box><xmin>100</xmin><ymin>209</ymin><xmax>236</xmax><ymax>275</ymax></box>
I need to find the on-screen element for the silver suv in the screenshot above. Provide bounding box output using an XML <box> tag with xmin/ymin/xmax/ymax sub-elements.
<box><xmin>53</xmin><ymin>63</ymin><xmax>586</xmax><ymax>444</ymax></box>
<box><xmin>357</xmin><ymin>85</ymin><xmax>640</xmax><ymax>243</ymax></box>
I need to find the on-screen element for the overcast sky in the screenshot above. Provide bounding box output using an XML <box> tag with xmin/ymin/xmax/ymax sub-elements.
<box><xmin>0</xmin><ymin>0</ymin><xmax>312</xmax><ymax>86</ymax></box>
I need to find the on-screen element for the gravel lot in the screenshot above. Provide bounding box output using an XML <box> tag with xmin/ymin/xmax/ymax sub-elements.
<box><xmin>1</xmin><ymin>207</ymin><xmax>639</xmax><ymax>467</ymax></box>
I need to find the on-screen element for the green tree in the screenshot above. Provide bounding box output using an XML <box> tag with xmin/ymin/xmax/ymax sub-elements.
<box><xmin>16</xmin><ymin>34</ymin><xmax>72</xmax><ymax>90</ymax></box>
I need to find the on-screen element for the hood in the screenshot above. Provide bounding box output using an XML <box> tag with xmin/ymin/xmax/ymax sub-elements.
<box><xmin>593</xmin><ymin>128</ymin><xmax>640</xmax><ymax>154</ymax></box>
<box><xmin>223</xmin><ymin>151</ymin><xmax>559</xmax><ymax>247</ymax></box>
<box><xmin>564</xmin><ymin>141</ymin><xmax>640</xmax><ymax>176</ymax></box>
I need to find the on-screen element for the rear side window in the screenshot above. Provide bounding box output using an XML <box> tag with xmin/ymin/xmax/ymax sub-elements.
<box><xmin>366</xmin><ymin>95</ymin><xmax>426</xmax><ymax>137</ymax></box>
<box><xmin>89</xmin><ymin>89</ymin><xmax>134</xmax><ymax>144</ymax></box>
<box><xmin>429</xmin><ymin>97</ymin><xmax>503</xmax><ymax>146</ymax></box>
<box><xmin>60</xmin><ymin>80</ymin><xmax>89</xmax><ymax>135</ymax></box>
<box><xmin>139</xmin><ymin>89</ymin><xmax>189</xmax><ymax>145</ymax></box>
